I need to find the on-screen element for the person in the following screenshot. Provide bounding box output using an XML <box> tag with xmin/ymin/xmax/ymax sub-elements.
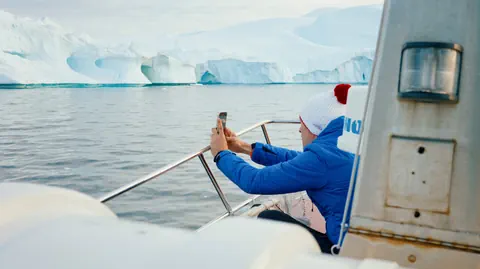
<box><xmin>209</xmin><ymin>84</ymin><xmax>354</xmax><ymax>254</ymax></box>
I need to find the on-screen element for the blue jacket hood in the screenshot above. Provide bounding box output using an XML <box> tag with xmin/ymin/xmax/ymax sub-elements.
<box><xmin>305</xmin><ymin>116</ymin><xmax>345</xmax><ymax>151</ymax></box>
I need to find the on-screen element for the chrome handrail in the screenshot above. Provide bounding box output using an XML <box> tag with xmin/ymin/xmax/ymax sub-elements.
<box><xmin>98</xmin><ymin>120</ymin><xmax>300</xmax><ymax>228</ymax></box>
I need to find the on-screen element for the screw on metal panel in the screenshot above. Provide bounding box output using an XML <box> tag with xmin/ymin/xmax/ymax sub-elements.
<box><xmin>408</xmin><ymin>254</ymin><xmax>416</xmax><ymax>263</ymax></box>
<box><xmin>418</xmin><ymin>146</ymin><xmax>425</xmax><ymax>154</ymax></box>
<box><xmin>414</xmin><ymin>210</ymin><xmax>421</xmax><ymax>218</ymax></box>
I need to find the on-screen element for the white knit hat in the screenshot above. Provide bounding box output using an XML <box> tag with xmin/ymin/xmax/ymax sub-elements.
<box><xmin>299</xmin><ymin>84</ymin><xmax>351</xmax><ymax>136</ymax></box>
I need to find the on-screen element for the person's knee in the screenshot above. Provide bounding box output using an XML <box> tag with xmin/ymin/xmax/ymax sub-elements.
<box><xmin>257</xmin><ymin>210</ymin><xmax>286</xmax><ymax>220</ymax></box>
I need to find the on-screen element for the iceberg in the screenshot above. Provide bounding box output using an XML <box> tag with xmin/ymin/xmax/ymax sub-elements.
<box><xmin>196</xmin><ymin>59</ymin><xmax>292</xmax><ymax>84</ymax></box>
<box><xmin>0</xmin><ymin>11</ymin><xmax>93</xmax><ymax>83</ymax></box>
<box><xmin>66</xmin><ymin>48</ymin><xmax>149</xmax><ymax>83</ymax></box>
<box><xmin>174</xmin><ymin>5</ymin><xmax>382</xmax><ymax>75</ymax></box>
<box><xmin>94</xmin><ymin>55</ymin><xmax>148</xmax><ymax>83</ymax></box>
<box><xmin>198</xmin><ymin>71</ymin><xmax>220</xmax><ymax>84</ymax></box>
<box><xmin>141</xmin><ymin>54</ymin><xmax>196</xmax><ymax>84</ymax></box>
<box><xmin>0</xmin><ymin>5</ymin><xmax>381</xmax><ymax>84</ymax></box>
<box><xmin>0</xmin><ymin>73</ymin><xmax>16</xmax><ymax>83</ymax></box>
<box><xmin>293</xmin><ymin>56</ymin><xmax>373</xmax><ymax>83</ymax></box>
<box><xmin>294</xmin><ymin>70</ymin><xmax>340</xmax><ymax>84</ymax></box>
<box><xmin>0</xmin><ymin>10</ymin><xmax>149</xmax><ymax>84</ymax></box>
<box><xmin>335</xmin><ymin>56</ymin><xmax>373</xmax><ymax>82</ymax></box>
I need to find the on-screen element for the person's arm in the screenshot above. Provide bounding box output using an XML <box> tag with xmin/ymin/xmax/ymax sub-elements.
<box><xmin>214</xmin><ymin>150</ymin><xmax>327</xmax><ymax>195</ymax></box>
<box><xmin>250</xmin><ymin>142</ymin><xmax>302</xmax><ymax>166</ymax></box>
<box><xmin>224</xmin><ymin>127</ymin><xmax>300</xmax><ymax>166</ymax></box>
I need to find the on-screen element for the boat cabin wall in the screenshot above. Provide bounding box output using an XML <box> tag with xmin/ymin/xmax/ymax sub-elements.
<box><xmin>350</xmin><ymin>0</ymin><xmax>480</xmax><ymax>247</ymax></box>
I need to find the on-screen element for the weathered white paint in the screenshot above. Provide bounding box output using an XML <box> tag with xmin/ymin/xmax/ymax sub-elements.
<box><xmin>342</xmin><ymin>0</ymin><xmax>480</xmax><ymax>266</ymax></box>
<box><xmin>343</xmin><ymin>233</ymin><xmax>480</xmax><ymax>269</ymax></box>
<box><xmin>386</xmin><ymin>136</ymin><xmax>454</xmax><ymax>213</ymax></box>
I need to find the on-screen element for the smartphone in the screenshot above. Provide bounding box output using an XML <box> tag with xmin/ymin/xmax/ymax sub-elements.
<box><xmin>218</xmin><ymin>112</ymin><xmax>227</xmax><ymax>128</ymax></box>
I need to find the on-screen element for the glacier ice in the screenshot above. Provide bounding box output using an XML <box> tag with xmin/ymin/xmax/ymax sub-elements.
<box><xmin>0</xmin><ymin>73</ymin><xmax>16</xmax><ymax>83</ymax></box>
<box><xmin>0</xmin><ymin>11</ymin><xmax>150</xmax><ymax>84</ymax></box>
<box><xmin>335</xmin><ymin>56</ymin><xmax>373</xmax><ymax>82</ymax></box>
<box><xmin>0</xmin><ymin>4</ymin><xmax>381</xmax><ymax>84</ymax></box>
<box><xmin>196</xmin><ymin>59</ymin><xmax>292</xmax><ymax>84</ymax></box>
<box><xmin>199</xmin><ymin>71</ymin><xmax>220</xmax><ymax>84</ymax></box>
<box><xmin>0</xmin><ymin>11</ymin><xmax>94</xmax><ymax>83</ymax></box>
<box><xmin>141</xmin><ymin>54</ymin><xmax>196</xmax><ymax>84</ymax></box>
<box><xmin>66</xmin><ymin>48</ymin><xmax>149</xmax><ymax>83</ymax></box>
<box><xmin>293</xmin><ymin>56</ymin><xmax>373</xmax><ymax>83</ymax></box>
<box><xmin>295</xmin><ymin>5</ymin><xmax>381</xmax><ymax>49</ymax></box>
<box><xmin>94</xmin><ymin>56</ymin><xmax>148</xmax><ymax>83</ymax></box>
<box><xmin>174</xmin><ymin>5</ymin><xmax>382</xmax><ymax>75</ymax></box>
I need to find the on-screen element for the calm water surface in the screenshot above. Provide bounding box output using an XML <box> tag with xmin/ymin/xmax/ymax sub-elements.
<box><xmin>0</xmin><ymin>84</ymin><xmax>332</xmax><ymax>229</ymax></box>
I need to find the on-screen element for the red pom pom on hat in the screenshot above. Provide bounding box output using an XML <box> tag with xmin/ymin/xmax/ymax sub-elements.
<box><xmin>334</xmin><ymin>84</ymin><xmax>351</xmax><ymax>105</ymax></box>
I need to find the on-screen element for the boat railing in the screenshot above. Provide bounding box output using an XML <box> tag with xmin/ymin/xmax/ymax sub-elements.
<box><xmin>98</xmin><ymin>120</ymin><xmax>300</xmax><ymax>230</ymax></box>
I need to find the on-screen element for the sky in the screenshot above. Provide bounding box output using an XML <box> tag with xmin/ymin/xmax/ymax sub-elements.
<box><xmin>3</xmin><ymin>0</ymin><xmax>383</xmax><ymax>43</ymax></box>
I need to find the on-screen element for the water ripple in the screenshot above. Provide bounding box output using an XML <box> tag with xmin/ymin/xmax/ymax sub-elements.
<box><xmin>45</xmin><ymin>158</ymin><xmax>100</xmax><ymax>166</ymax></box>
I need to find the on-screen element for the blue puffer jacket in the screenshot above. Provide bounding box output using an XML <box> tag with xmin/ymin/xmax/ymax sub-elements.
<box><xmin>215</xmin><ymin>116</ymin><xmax>354</xmax><ymax>243</ymax></box>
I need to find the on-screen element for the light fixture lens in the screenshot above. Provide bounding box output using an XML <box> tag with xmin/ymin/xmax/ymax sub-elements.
<box><xmin>398</xmin><ymin>42</ymin><xmax>462</xmax><ymax>103</ymax></box>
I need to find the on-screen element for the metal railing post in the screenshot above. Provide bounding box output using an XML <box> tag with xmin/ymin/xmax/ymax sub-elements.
<box><xmin>197</xmin><ymin>194</ymin><xmax>260</xmax><ymax>232</ymax></box>
<box><xmin>261</xmin><ymin>124</ymin><xmax>271</xmax><ymax>144</ymax></box>
<box><xmin>198</xmin><ymin>153</ymin><xmax>232</xmax><ymax>213</ymax></box>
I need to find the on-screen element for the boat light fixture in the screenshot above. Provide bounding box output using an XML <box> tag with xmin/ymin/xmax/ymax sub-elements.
<box><xmin>398</xmin><ymin>42</ymin><xmax>463</xmax><ymax>103</ymax></box>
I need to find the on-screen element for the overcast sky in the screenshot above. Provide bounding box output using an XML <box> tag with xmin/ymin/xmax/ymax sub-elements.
<box><xmin>3</xmin><ymin>0</ymin><xmax>383</xmax><ymax>43</ymax></box>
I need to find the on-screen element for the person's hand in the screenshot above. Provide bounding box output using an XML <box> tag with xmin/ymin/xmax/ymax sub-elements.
<box><xmin>223</xmin><ymin>127</ymin><xmax>237</xmax><ymax>139</ymax></box>
<box><xmin>224</xmin><ymin>127</ymin><xmax>252</xmax><ymax>155</ymax></box>
<box><xmin>210</xmin><ymin>118</ymin><xmax>228</xmax><ymax>157</ymax></box>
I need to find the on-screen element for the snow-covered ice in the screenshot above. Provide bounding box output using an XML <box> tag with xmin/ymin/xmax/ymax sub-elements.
<box><xmin>141</xmin><ymin>54</ymin><xmax>196</xmax><ymax>84</ymax></box>
<box><xmin>196</xmin><ymin>59</ymin><xmax>292</xmax><ymax>84</ymax></box>
<box><xmin>293</xmin><ymin>56</ymin><xmax>373</xmax><ymax>83</ymax></box>
<box><xmin>0</xmin><ymin>5</ymin><xmax>382</xmax><ymax>84</ymax></box>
